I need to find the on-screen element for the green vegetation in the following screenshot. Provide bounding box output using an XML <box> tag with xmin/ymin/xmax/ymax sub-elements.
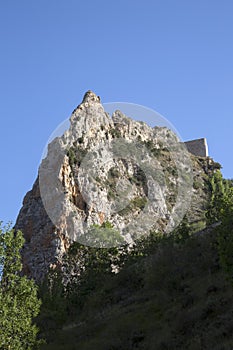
<box><xmin>37</xmin><ymin>239</ymin><xmax>123</xmax><ymax>341</ymax></box>
<box><xmin>109</xmin><ymin>127</ymin><xmax>121</xmax><ymax>138</ymax></box>
<box><xmin>83</xmin><ymin>222</ymin><xmax>125</xmax><ymax>247</ymax></box>
<box><xmin>193</xmin><ymin>176</ymin><xmax>203</xmax><ymax>190</ymax></box>
<box><xmin>38</xmin><ymin>218</ymin><xmax>233</xmax><ymax>350</ymax></box>
<box><xmin>104</xmin><ymin>166</ymin><xmax>121</xmax><ymax>200</ymax></box>
<box><xmin>66</xmin><ymin>146</ymin><xmax>77</xmax><ymax>167</ymax></box>
<box><xmin>129</xmin><ymin>167</ymin><xmax>147</xmax><ymax>188</ymax></box>
<box><xmin>142</xmin><ymin>139</ymin><xmax>171</xmax><ymax>159</ymax></box>
<box><xmin>0</xmin><ymin>224</ymin><xmax>43</xmax><ymax>350</ymax></box>
<box><xmin>66</xmin><ymin>145</ymin><xmax>88</xmax><ymax>167</ymax></box>
<box><xmin>118</xmin><ymin>196</ymin><xmax>147</xmax><ymax>216</ymax></box>
<box><xmin>206</xmin><ymin>170</ymin><xmax>227</xmax><ymax>224</ymax></box>
<box><xmin>201</xmin><ymin>172</ymin><xmax>233</xmax><ymax>286</ymax></box>
<box><xmin>215</xmin><ymin>184</ymin><xmax>233</xmax><ymax>285</ymax></box>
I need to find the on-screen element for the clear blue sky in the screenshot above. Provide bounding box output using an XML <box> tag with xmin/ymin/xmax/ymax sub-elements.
<box><xmin>1</xmin><ymin>0</ymin><xmax>233</xmax><ymax>224</ymax></box>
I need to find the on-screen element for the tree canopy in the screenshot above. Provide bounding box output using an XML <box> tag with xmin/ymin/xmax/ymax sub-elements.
<box><xmin>0</xmin><ymin>223</ymin><xmax>43</xmax><ymax>350</ymax></box>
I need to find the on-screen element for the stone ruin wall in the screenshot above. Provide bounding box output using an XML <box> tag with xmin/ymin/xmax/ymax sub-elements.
<box><xmin>184</xmin><ymin>138</ymin><xmax>208</xmax><ymax>157</ymax></box>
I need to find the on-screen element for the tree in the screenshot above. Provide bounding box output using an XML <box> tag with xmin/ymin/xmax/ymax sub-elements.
<box><xmin>216</xmin><ymin>187</ymin><xmax>233</xmax><ymax>284</ymax></box>
<box><xmin>0</xmin><ymin>223</ymin><xmax>43</xmax><ymax>350</ymax></box>
<box><xmin>63</xmin><ymin>241</ymin><xmax>119</xmax><ymax>314</ymax></box>
<box><xmin>206</xmin><ymin>170</ymin><xmax>227</xmax><ymax>224</ymax></box>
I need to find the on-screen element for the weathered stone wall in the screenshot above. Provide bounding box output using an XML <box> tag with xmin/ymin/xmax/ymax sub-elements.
<box><xmin>185</xmin><ymin>138</ymin><xmax>208</xmax><ymax>157</ymax></box>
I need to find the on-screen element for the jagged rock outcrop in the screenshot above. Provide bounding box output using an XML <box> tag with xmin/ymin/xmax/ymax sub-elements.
<box><xmin>15</xmin><ymin>91</ymin><xmax>218</xmax><ymax>281</ymax></box>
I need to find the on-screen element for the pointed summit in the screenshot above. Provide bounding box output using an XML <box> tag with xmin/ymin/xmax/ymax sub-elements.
<box><xmin>82</xmin><ymin>90</ymin><xmax>101</xmax><ymax>104</ymax></box>
<box><xmin>70</xmin><ymin>90</ymin><xmax>109</xmax><ymax>132</ymax></box>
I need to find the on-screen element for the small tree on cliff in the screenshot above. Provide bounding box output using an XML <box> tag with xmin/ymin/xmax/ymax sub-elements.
<box><xmin>0</xmin><ymin>223</ymin><xmax>43</xmax><ymax>350</ymax></box>
<box><xmin>216</xmin><ymin>187</ymin><xmax>233</xmax><ymax>284</ymax></box>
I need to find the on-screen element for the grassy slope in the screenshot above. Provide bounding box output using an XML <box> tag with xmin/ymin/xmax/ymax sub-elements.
<box><xmin>40</xmin><ymin>227</ymin><xmax>233</xmax><ymax>350</ymax></box>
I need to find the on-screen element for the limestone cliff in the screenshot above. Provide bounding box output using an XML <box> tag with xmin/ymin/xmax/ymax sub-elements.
<box><xmin>15</xmin><ymin>91</ymin><xmax>218</xmax><ymax>281</ymax></box>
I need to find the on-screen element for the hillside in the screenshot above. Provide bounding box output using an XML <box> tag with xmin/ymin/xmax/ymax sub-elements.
<box><xmin>12</xmin><ymin>91</ymin><xmax>233</xmax><ymax>349</ymax></box>
<box><xmin>37</xmin><ymin>220</ymin><xmax>233</xmax><ymax>350</ymax></box>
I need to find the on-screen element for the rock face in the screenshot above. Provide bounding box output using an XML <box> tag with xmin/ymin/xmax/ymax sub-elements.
<box><xmin>15</xmin><ymin>91</ymin><xmax>217</xmax><ymax>281</ymax></box>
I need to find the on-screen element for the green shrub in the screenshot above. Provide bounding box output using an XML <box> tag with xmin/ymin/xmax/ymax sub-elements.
<box><xmin>118</xmin><ymin>196</ymin><xmax>147</xmax><ymax>216</ymax></box>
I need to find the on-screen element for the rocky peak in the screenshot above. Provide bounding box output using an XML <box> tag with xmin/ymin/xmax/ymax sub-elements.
<box><xmin>82</xmin><ymin>90</ymin><xmax>101</xmax><ymax>104</ymax></box>
<box><xmin>15</xmin><ymin>91</ymin><xmax>216</xmax><ymax>281</ymax></box>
